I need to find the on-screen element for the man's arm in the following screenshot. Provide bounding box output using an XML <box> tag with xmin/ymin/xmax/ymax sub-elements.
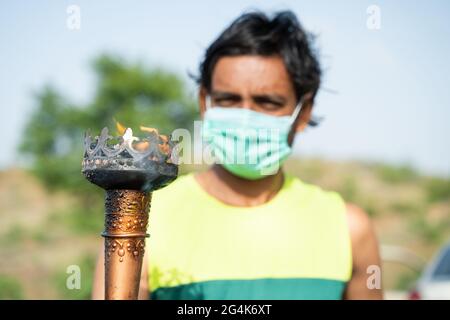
<box><xmin>344</xmin><ymin>203</ymin><xmax>383</xmax><ymax>299</ymax></box>
<box><xmin>91</xmin><ymin>241</ymin><xmax>150</xmax><ymax>300</ymax></box>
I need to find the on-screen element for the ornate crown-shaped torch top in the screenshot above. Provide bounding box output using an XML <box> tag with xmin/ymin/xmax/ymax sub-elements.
<box><xmin>82</xmin><ymin>127</ymin><xmax>178</xmax><ymax>192</ymax></box>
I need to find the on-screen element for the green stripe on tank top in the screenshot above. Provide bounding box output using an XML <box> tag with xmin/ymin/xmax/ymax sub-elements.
<box><xmin>150</xmin><ymin>278</ymin><xmax>346</xmax><ymax>300</ymax></box>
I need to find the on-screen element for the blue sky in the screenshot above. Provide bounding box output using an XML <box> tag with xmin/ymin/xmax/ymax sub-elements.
<box><xmin>1</xmin><ymin>0</ymin><xmax>449</xmax><ymax>176</ymax></box>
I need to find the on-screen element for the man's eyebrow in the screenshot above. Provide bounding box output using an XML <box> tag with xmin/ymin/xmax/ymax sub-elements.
<box><xmin>211</xmin><ymin>91</ymin><xmax>287</xmax><ymax>104</ymax></box>
<box><xmin>252</xmin><ymin>94</ymin><xmax>287</xmax><ymax>104</ymax></box>
<box><xmin>211</xmin><ymin>91</ymin><xmax>242</xmax><ymax>99</ymax></box>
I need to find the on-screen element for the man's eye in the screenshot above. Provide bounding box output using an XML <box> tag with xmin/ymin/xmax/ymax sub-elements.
<box><xmin>215</xmin><ymin>98</ymin><xmax>238</xmax><ymax>106</ymax></box>
<box><xmin>258</xmin><ymin>101</ymin><xmax>283</xmax><ymax>110</ymax></box>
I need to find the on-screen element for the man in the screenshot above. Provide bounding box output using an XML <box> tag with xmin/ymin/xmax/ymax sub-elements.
<box><xmin>93</xmin><ymin>10</ymin><xmax>382</xmax><ymax>300</ymax></box>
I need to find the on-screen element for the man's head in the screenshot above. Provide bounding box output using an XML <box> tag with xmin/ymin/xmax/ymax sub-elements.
<box><xmin>197</xmin><ymin>10</ymin><xmax>321</xmax><ymax>134</ymax></box>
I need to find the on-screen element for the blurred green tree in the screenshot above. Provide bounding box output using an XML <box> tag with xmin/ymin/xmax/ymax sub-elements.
<box><xmin>19</xmin><ymin>54</ymin><xmax>198</xmax><ymax>193</ymax></box>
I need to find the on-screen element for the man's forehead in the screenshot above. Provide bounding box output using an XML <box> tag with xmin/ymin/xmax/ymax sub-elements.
<box><xmin>211</xmin><ymin>55</ymin><xmax>294</xmax><ymax>95</ymax></box>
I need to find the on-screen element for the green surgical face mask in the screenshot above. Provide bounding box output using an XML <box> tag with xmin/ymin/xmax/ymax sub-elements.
<box><xmin>202</xmin><ymin>96</ymin><xmax>302</xmax><ymax>180</ymax></box>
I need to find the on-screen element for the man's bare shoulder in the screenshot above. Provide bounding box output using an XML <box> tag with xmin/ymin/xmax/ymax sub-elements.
<box><xmin>345</xmin><ymin>203</ymin><xmax>376</xmax><ymax>243</ymax></box>
<box><xmin>343</xmin><ymin>203</ymin><xmax>383</xmax><ymax>299</ymax></box>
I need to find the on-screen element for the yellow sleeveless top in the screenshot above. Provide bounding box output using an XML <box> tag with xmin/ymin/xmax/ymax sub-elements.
<box><xmin>146</xmin><ymin>173</ymin><xmax>352</xmax><ymax>299</ymax></box>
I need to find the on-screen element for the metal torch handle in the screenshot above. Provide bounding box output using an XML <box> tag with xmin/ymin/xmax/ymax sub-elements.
<box><xmin>103</xmin><ymin>190</ymin><xmax>151</xmax><ymax>300</ymax></box>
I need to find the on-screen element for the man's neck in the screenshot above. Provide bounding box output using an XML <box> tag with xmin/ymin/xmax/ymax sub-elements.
<box><xmin>194</xmin><ymin>164</ymin><xmax>285</xmax><ymax>207</ymax></box>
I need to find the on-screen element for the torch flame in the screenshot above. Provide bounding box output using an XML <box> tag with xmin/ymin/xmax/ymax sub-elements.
<box><xmin>113</xmin><ymin>119</ymin><xmax>170</xmax><ymax>155</ymax></box>
<box><xmin>114</xmin><ymin>118</ymin><xmax>127</xmax><ymax>136</ymax></box>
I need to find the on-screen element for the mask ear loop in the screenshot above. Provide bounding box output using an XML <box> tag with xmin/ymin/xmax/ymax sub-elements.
<box><xmin>205</xmin><ymin>95</ymin><xmax>212</xmax><ymax>110</ymax></box>
<box><xmin>289</xmin><ymin>99</ymin><xmax>303</xmax><ymax>125</ymax></box>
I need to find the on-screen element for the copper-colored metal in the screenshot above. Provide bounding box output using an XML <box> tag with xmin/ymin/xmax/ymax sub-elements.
<box><xmin>103</xmin><ymin>189</ymin><xmax>151</xmax><ymax>300</ymax></box>
<box><xmin>82</xmin><ymin>127</ymin><xmax>178</xmax><ymax>299</ymax></box>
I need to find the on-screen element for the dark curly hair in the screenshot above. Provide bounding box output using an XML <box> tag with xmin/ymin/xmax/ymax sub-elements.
<box><xmin>197</xmin><ymin>10</ymin><xmax>321</xmax><ymax>109</ymax></box>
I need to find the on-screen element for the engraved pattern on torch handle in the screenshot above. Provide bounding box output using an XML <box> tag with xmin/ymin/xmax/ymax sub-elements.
<box><xmin>103</xmin><ymin>190</ymin><xmax>151</xmax><ymax>263</ymax></box>
<box><xmin>104</xmin><ymin>190</ymin><xmax>151</xmax><ymax>235</ymax></box>
<box><xmin>105</xmin><ymin>214</ymin><xmax>149</xmax><ymax>233</ymax></box>
<box><xmin>105</xmin><ymin>190</ymin><xmax>151</xmax><ymax>216</ymax></box>
<box><xmin>105</xmin><ymin>238</ymin><xmax>146</xmax><ymax>263</ymax></box>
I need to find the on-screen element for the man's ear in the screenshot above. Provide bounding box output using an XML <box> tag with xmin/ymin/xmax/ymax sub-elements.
<box><xmin>199</xmin><ymin>87</ymin><xmax>208</xmax><ymax>119</ymax></box>
<box><xmin>293</xmin><ymin>92</ymin><xmax>314</xmax><ymax>133</ymax></box>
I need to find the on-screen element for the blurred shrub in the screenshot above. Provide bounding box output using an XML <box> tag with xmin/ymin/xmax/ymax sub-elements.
<box><xmin>395</xmin><ymin>270</ymin><xmax>421</xmax><ymax>291</ymax></box>
<box><xmin>285</xmin><ymin>158</ymin><xmax>324</xmax><ymax>183</ymax></box>
<box><xmin>374</xmin><ymin>163</ymin><xmax>418</xmax><ymax>184</ymax></box>
<box><xmin>390</xmin><ymin>201</ymin><xmax>422</xmax><ymax>215</ymax></box>
<box><xmin>0</xmin><ymin>275</ymin><xmax>24</xmax><ymax>299</ymax></box>
<box><xmin>424</xmin><ymin>177</ymin><xmax>450</xmax><ymax>203</ymax></box>
<box><xmin>360</xmin><ymin>197</ymin><xmax>379</xmax><ymax>217</ymax></box>
<box><xmin>336</xmin><ymin>177</ymin><xmax>380</xmax><ymax>217</ymax></box>
<box><xmin>411</xmin><ymin>216</ymin><xmax>450</xmax><ymax>244</ymax></box>
<box><xmin>338</xmin><ymin>176</ymin><xmax>357</xmax><ymax>203</ymax></box>
<box><xmin>46</xmin><ymin>203</ymin><xmax>104</xmax><ymax>235</ymax></box>
<box><xmin>1</xmin><ymin>224</ymin><xmax>26</xmax><ymax>245</ymax></box>
<box><xmin>30</xmin><ymin>229</ymin><xmax>53</xmax><ymax>244</ymax></box>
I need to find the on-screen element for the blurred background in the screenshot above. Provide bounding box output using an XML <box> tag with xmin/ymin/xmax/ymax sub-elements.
<box><xmin>0</xmin><ymin>0</ymin><xmax>449</xmax><ymax>299</ymax></box>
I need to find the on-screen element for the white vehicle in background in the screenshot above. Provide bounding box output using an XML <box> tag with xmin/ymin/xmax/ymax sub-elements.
<box><xmin>409</xmin><ymin>242</ymin><xmax>450</xmax><ymax>300</ymax></box>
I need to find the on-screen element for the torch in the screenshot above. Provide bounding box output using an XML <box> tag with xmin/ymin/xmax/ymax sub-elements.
<box><xmin>81</xmin><ymin>126</ymin><xmax>178</xmax><ymax>300</ymax></box>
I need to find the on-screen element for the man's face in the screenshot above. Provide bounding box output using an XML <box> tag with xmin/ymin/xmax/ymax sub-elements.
<box><xmin>199</xmin><ymin>55</ymin><xmax>312</xmax><ymax>134</ymax></box>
